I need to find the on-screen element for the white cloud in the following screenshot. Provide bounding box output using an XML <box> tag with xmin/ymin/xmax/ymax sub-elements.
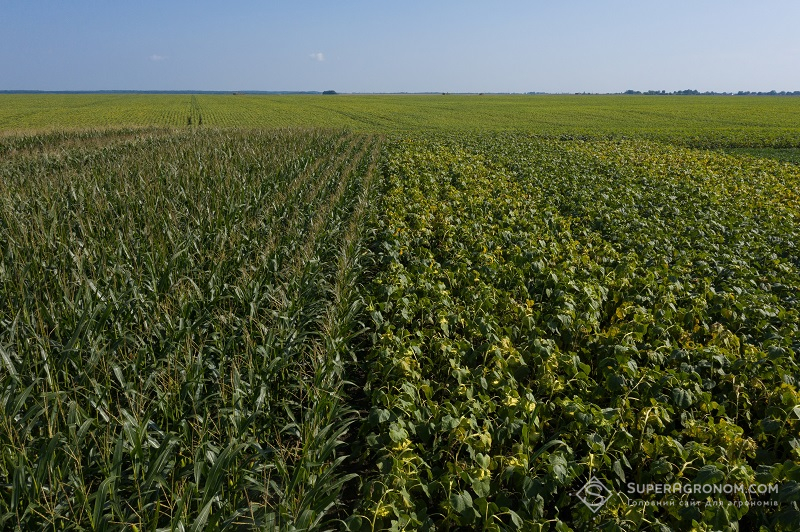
<box><xmin>150</xmin><ymin>54</ymin><xmax>166</xmax><ymax>62</ymax></box>
<box><xmin>309</xmin><ymin>52</ymin><xmax>325</xmax><ymax>62</ymax></box>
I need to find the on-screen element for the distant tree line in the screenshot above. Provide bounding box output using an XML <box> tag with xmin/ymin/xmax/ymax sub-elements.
<box><xmin>624</xmin><ymin>89</ymin><xmax>800</xmax><ymax>96</ymax></box>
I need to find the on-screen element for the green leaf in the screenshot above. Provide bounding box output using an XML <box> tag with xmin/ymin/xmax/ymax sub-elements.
<box><xmin>612</xmin><ymin>460</ymin><xmax>626</xmax><ymax>482</ymax></box>
<box><xmin>778</xmin><ymin>481</ymin><xmax>800</xmax><ymax>503</ymax></box>
<box><xmin>472</xmin><ymin>478</ymin><xmax>490</xmax><ymax>498</ymax></box>
<box><xmin>92</xmin><ymin>476</ymin><xmax>115</xmax><ymax>532</ymax></box>
<box><xmin>550</xmin><ymin>454</ymin><xmax>569</xmax><ymax>483</ymax></box>
<box><xmin>191</xmin><ymin>498</ymin><xmax>215</xmax><ymax>532</ymax></box>
<box><xmin>694</xmin><ymin>465</ymin><xmax>725</xmax><ymax>485</ymax></box>
<box><xmin>508</xmin><ymin>509</ymin><xmax>524</xmax><ymax>528</ymax></box>
<box><xmin>369</xmin><ymin>407</ymin><xmax>391</xmax><ymax>424</ymax></box>
<box><xmin>450</xmin><ymin>490</ymin><xmax>473</xmax><ymax>512</ymax></box>
<box><xmin>475</xmin><ymin>453</ymin><xmax>491</xmax><ymax>469</ymax></box>
<box><xmin>389</xmin><ymin>423</ymin><xmax>408</xmax><ymax>442</ymax></box>
<box><xmin>672</xmin><ymin>388</ymin><xmax>694</xmax><ymax>407</ymax></box>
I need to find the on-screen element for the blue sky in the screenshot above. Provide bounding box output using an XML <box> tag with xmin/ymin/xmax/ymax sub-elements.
<box><xmin>1</xmin><ymin>1</ymin><xmax>798</xmax><ymax>93</ymax></box>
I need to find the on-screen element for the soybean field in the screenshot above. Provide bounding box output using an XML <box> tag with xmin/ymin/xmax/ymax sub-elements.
<box><xmin>1</xmin><ymin>97</ymin><xmax>799</xmax><ymax>531</ymax></box>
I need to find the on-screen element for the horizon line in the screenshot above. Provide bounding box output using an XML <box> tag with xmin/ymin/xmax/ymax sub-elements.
<box><xmin>2</xmin><ymin>89</ymin><xmax>800</xmax><ymax>96</ymax></box>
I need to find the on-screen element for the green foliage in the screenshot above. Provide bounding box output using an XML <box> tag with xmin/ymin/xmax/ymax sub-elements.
<box><xmin>351</xmin><ymin>134</ymin><xmax>800</xmax><ymax>530</ymax></box>
<box><xmin>2</xmin><ymin>117</ymin><xmax>799</xmax><ymax>530</ymax></box>
<box><xmin>0</xmin><ymin>129</ymin><xmax>382</xmax><ymax>529</ymax></box>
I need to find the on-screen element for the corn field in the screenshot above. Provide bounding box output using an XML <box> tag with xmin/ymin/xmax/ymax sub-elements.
<box><xmin>1</xmin><ymin>129</ymin><xmax>382</xmax><ymax>529</ymax></box>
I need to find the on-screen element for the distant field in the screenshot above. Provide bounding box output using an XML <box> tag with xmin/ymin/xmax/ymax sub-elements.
<box><xmin>0</xmin><ymin>94</ymin><xmax>189</xmax><ymax>131</ymax></box>
<box><xmin>2</xmin><ymin>94</ymin><xmax>800</xmax><ymax>147</ymax></box>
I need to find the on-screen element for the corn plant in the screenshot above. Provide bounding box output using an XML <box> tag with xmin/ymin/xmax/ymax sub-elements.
<box><xmin>0</xmin><ymin>129</ymin><xmax>382</xmax><ymax>530</ymax></box>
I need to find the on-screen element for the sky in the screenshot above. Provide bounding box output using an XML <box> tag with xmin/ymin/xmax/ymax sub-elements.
<box><xmin>1</xmin><ymin>1</ymin><xmax>799</xmax><ymax>93</ymax></box>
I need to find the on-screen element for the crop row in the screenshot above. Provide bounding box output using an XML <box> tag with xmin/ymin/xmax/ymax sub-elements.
<box><xmin>0</xmin><ymin>129</ymin><xmax>382</xmax><ymax>529</ymax></box>
<box><xmin>352</xmin><ymin>135</ymin><xmax>800</xmax><ymax>530</ymax></box>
